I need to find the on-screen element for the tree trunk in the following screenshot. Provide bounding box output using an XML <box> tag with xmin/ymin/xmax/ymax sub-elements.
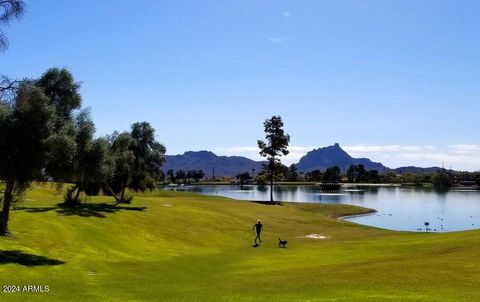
<box><xmin>104</xmin><ymin>183</ymin><xmax>120</xmax><ymax>203</ymax></box>
<box><xmin>120</xmin><ymin>188</ymin><xmax>125</xmax><ymax>203</ymax></box>
<box><xmin>64</xmin><ymin>186</ymin><xmax>81</xmax><ymax>207</ymax></box>
<box><xmin>74</xmin><ymin>186</ymin><xmax>81</xmax><ymax>202</ymax></box>
<box><xmin>270</xmin><ymin>169</ymin><xmax>274</xmax><ymax>203</ymax></box>
<box><xmin>0</xmin><ymin>180</ymin><xmax>15</xmax><ymax>236</ymax></box>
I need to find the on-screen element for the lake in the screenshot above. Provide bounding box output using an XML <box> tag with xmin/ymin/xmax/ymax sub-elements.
<box><xmin>165</xmin><ymin>184</ymin><xmax>480</xmax><ymax>232</ymax></box>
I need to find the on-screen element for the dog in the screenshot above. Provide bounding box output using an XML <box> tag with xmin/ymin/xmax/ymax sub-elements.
<box><xmin>278</xmin><ymin>238</ymin><xmax>288</xmax><ymax>248</ymax></box>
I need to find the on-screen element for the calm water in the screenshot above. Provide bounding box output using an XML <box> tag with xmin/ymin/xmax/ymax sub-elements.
<box><xmin>166</xmin><ymin>184</ymin><xmax>480</xmax><ymax>232</ymax></box>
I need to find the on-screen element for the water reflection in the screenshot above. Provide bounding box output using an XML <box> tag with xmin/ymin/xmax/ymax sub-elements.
<box><xmin>164</xmin><ymin>184</ymin><xmax>480</xmax><ymax>232</ymax></box>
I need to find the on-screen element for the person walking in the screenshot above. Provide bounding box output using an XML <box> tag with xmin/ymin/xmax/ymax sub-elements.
<box><xmin>252</xmin><ymin>220</ymin><xmax>263</xmax><ymax>245</ymax></box>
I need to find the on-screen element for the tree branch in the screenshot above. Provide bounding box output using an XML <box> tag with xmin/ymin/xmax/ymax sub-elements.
<box><xmin>0</xmin><ymin>75</ymin><xmax>19</xmax><ymax>100</ymax></box>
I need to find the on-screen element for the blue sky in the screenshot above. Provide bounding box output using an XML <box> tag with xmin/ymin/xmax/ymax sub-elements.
<box><xmin>2</xmin><ymin>1</ymin><xmax>480</xmax><ymax>170</ymax></box>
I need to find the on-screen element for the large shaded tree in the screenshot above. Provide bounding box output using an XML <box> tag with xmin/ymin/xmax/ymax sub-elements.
<box><xmin>257</xmin><ymin>116</ymin><xmax>290</xmax><ymax>203</ymax></box>
<box><xmin>37</xmin><ymin>69</ymin><xmax>91</xmax><ymax>205</ymax></box>
<box><xmin>0</xmin><ymin>84</ymin><xmax>54</xmax><ymax>235</ymax></box>
<box><xmin>106</xmin><ymin>122</ymin><xmax>166</xmax><ymax>203</ymax></box>
<box><xmin>0</xmin><ymin>68</ymin><xmax>88</xmax><ymax>234</ymax></box>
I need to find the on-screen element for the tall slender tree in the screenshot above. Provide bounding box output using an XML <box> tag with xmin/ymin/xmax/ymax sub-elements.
<box><xmin>257</xmin><ymin>116</ymin><xmax>290</xmax><ymax>203</ymax></box>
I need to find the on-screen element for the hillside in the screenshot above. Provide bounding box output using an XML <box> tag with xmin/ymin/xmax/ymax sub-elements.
<box><xmin>296</xmin><ymin>143</ymin><xmax>387</xmax><ymax>172</ymax></box>
<box><xmin>163</xmin><ymin>146</ymin><xmax>443</xmax><ymax>177</ymax></box>
<box><xmin>390</xmin><ymin>166</ymin><xmax>445</xmax><ymax>174</ymax></box>
<box><xmin>163</xmin><ymin>151</ymin><xmax>265</xmax><ymax>177</ymax></box>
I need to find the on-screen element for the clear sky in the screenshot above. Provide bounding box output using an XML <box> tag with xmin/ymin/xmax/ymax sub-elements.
<box><xmin>2</xmin><ymin>1</ymin><xmax>480</xmax><ymax>170</ymax></box>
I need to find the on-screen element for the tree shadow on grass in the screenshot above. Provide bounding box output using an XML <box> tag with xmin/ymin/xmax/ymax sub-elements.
<box><xmin>0</xmin><ymin>250</ymin><xmax>64</xmax><ymax>266</ymax></box>
<box><xmin>248</xmin><ymin>200</ymin><xmax>283</xmax><ymax>206</ymax></box>
<box><xmin>16</xmin><ymin>207</ymin><xmax>57</xmax><ymax>213</ymax></box>
<box><xmin>15</xmin><ymin>203</ymin><xmax>147</xmax><ymax>218</ymax></box>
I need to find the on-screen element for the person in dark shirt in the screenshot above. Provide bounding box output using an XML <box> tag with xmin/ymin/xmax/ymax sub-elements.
<box><xmin>252</xmin><ymin>220</ymin><xmax>263</xmax><ymax>244</ymax></box>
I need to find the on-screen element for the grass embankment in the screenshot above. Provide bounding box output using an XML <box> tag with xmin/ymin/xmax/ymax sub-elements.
<box><xmin>0</xmin><ymin>184</ymin><xmax>479</xmax><ymax>301</ymax></box>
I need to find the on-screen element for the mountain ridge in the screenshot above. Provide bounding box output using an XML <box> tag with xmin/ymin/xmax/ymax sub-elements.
<box><xmin>296</xmin><ymin>143</ymin><xmax>387</xmax><ymax>172</ymax></box>
<box><xmin>163</xmin><ymin>151</ymin><xmax>265</xmax><ymax>178</ymax></box>
<box><xmin>162</xmin><ymin>144</ymin><xmax>442</xmax><ymax>177</ymax></box>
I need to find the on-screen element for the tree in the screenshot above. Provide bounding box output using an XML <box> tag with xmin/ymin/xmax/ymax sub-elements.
<box><xmin>431</xmin><ymin>172</ymin><xmax>453</xmax><ymax>191</ymax></box>
<box><xmin>400</xmin><ymin>173</ymin><xmax>416</xmax><ymax>184</ymax></box>
<box><xmin>0</xmin><ymin>84</ymin><xmax>54</xmax><ymax>235</ymax></box>
<box><xmin>256</xmin><ymin>162</ymin><xmax>288</xmax><ymax>184</ymax></box>
<box><xmin>35</xmin><ymin>70</ymin><xmax>93</xmax><ymax>206</ymax></box>
<box><xmin>166</xmin><ymin>169</ymin><xmax>176</xmax><ymax>183</ymax></box>
<box><xmin>257</xmin><ymin>116</ymin><xmax>290</xmax><ymax>203</ymax></box>
<box><xmin>236</xmin><ymin>172</ymin><xmax>252</xmax><ymax>184</ymax></box>
<box><xmin>367</xmin><ymin>169</ymin><xmax>380</xmax><ymax>183</ymax></box>
<box><xmin>63</xmin><ymin>133</ymin><xmax>114</xmax><ymax>206</ymax></box>
<box><xmin>0</xmin><ymin>75</ymin><xmax>20</xmax><ymax>101</ymax></box>
<box><xmin>286</xmin><ymin>164</ymin><xmax>298</xmax><ymax>181</ymax></box>
<box><xmin>157</xmin><ymin>170</ymin><xmax>166</xmax><ymax>183</ymax></box>
<box><xmin>0</xmin><ymin>67</ymin><xmax>86</xmax><ymax>234</ymax></box>
<box><xmin>324</xmin><ymin>166</ymin><xmax>341</xmax><ymax>183</ymax></box>
<box><xmin>36</xmin><ymin>67</ymin><xmax>82</xmax><ymax>124</ymax></box>
<box><xmin>175</xmin><ymin>170</ymin><xmax>186</xmax><ymax>183</ymax></box>
<box><xmin>36</xmin><ymin>68</ymin><xmax>82</xmax><ymax>183</ymax></box>
<box><xmin>380</xmin><ymin>172</ymin><xmax>399</xmax><ymax>184</ymax></box>
<box><xmin>0</xmin><ymin>0</ymin><xmax>25</xmax><ymax>51</ymax></box>
<box><xmin>305</xmin><ymin>169</ymin><xmax>323</xmax><ymax>182</ymax></box>
<box><xmin>106</xmin><ymin>122</ymin><xmax>166</xmax><ymax>203</ymax></box>
<box><xmin>346</xmin><ymin>164</ymin><xmax>367</xmax><ymax>183</ymax></box>
<box><xmin>129</xmin><ymin>122</ymin><xmax>166</xmax><ymax>191</ymax></box>
<box><xmin>189</xmin><ymin>169</ymin><xmax>205</xmax><ymax>182</ymax></box>
<box><xmin>79</xmin><ymin>138</ymin><xmax>113</xmax><ymax>195</ymax></box>
<box><xmin>106</xmin><ymin>132</ymin><xmax>135</xmax><ymax>203</ymax></box>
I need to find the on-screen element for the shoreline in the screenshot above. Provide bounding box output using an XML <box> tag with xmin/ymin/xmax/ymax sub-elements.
<box><xmin>337</xmin><ymin>208</ymin><xmax>378</xmax><ymax>220</ymax></box>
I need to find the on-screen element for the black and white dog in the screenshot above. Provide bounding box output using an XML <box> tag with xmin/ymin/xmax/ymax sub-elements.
<box><xmin>278</xmin><ymin>238</ymin><xmax>288</xmax><ymax>248</ymax></box>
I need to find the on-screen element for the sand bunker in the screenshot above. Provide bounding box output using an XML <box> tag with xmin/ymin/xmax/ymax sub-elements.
<box><xmin>303</xmin><ymin>234</ymin><xmax>327</xmax><ymax>239</ymax></box>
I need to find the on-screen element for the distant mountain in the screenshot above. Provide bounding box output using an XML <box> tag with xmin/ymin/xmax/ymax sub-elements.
<box><xmin>163</xmin><ymin>151</ymin><xmax>265</xmax><ymax>178</ymax></box>
<box><xmin>295</xmin><ymin>143</ymin><xmax>387</xmax><ymax>172</ymax></box>
<box><xmin>163</xmin><ymin>145</ymin><xmax>445</xmax><ymax>178</ymax></box>
<box><xmin>389</xmin><ymin>166</ymin><xmax>445</xmax><ymax>175</ymax></box>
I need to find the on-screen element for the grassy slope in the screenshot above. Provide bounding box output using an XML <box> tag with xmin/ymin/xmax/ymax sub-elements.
<box><xmin>0</xmin><ymin>184</ymin><xmax>479</xmax><ymax>301</ymax></box>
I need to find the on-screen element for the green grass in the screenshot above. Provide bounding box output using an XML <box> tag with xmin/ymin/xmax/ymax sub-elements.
<box><xmin>0</xmin><ymin>184</ymin><xmax>479</xmax><ymax>301</ymax></box>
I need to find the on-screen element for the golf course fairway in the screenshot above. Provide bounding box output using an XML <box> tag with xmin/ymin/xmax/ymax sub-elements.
<box><xmin>0</xmin><ymin>184</ymin><xmax>479</xmax><ymax>301</ymax></box>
